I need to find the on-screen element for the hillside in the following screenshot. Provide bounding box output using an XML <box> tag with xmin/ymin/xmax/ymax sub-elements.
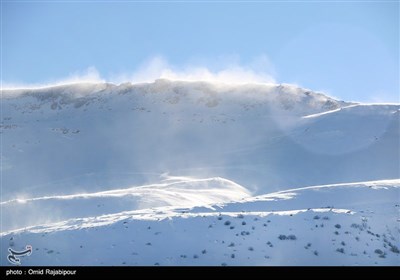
<box><xmin>1</xmin><ymin>80</ymin><xmax>399</xmax><ymax>265</ymax></box>
<box><xmin>1</xmin><ymin>179</ymin><xmax>399</xmax><ymax>265</ymax></box>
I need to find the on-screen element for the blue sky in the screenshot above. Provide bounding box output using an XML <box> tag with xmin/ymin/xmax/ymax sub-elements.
<box><xmin>2</xmin><ymin>0</ymin><xmax>399</xmax><ymax>102</ymax></box>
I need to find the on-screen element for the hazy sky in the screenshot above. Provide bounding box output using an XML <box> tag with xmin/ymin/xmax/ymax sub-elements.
<box><xmin>2</xmin><ymin>0</ymin><xmax>399</xmax><ymax>102</ymax></box>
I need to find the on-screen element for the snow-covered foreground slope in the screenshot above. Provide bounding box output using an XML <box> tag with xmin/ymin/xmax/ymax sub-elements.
<box><xmin>1</xmin><ymin>176</ymin><xmax>250</xmax><ymax>232</ymax></box>
<box><xmin>1</xmin><ymin>180</ymin><xmax>399</xmax><ymax>266</ymax></box>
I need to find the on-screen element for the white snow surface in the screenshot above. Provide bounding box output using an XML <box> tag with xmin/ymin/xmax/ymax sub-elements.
<box><xmin>1</xmin><ymin>80</ymin><xmax>399</xmax><ymax>265</ymax></box>
<box><xmin>1</xmin><ymin>179</ymin><xmax>399</xmax><ymax>266</ymax></box>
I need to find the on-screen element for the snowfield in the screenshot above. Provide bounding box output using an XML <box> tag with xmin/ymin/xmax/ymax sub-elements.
<box><xmin>1</xmin><ymin>179</ymin><xmax>399</xmax><ymax>266</ymax></box>
<box><xmin>1</xmin><ymin>80</ymin><xmax>399</xmax><ymax>265</ymax></box>
<box><xmin>0</xmin><ymin>176</ymin><xmax>250</xmax><ymax>232</ymax></box>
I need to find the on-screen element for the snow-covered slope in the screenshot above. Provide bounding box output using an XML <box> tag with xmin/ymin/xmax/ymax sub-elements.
<box><xmin>1</xmin><ymin>80</ymin><xmax>399</xmax><ymax>265</ymax></box>
<box><xmin>1</xmin><ymin>80</ymin><xmax>398</xmax><ymax>199</ymax></box>
<box><xmin>0</xmin><ymin>176</ymin><xmax>250</xmax><ymax>232</ymax></box>
<box><xmin>1</xmin><ymin>180</ymin><xmax>398</xmax><ymax>266</ymax></box>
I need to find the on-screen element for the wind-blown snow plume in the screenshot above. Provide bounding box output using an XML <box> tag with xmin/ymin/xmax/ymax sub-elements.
<box><xmin>2</xmin><ymin>66</ymin><xmax>105</xmax><ymax>90</ymax></box>
<box><xmin>3</xmin><ymin>55</ymin><xmax>276</xmax><ymax>89</ymax></box>
<box><xmin>120</xmin><ymin>56</ymin><xmax>276</xmax><ymax>84</ymax></box>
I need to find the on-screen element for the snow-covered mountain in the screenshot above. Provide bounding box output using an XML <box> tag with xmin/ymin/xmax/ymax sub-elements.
<box><xmin>1</xmin><ymin>80</ymin><xmax>399</xmax><ymax>265</ymax></box>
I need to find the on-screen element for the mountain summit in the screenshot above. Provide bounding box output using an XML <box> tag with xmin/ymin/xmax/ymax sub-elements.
<box><xmin>2</xmin><ymin>80</ymin><xmax>397</xmax><ymax>198</ymax></box>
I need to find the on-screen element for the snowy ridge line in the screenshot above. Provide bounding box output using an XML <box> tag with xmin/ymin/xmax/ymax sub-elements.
<box><xmin>0</xmin><ymin>207</ymin><xmax>354</xmax><ymax>236</ymax></box>
<box><xmin>356</xmin><ymin>102</ymin><xmax>400</xmax><ymax>106</ymax></box>
<box><xmin>0</xmin><ymin>176</ymin><xmax>249</xmax><ymax>205</ymax></box>
<box><xmin>301</xmin><ymin>103</ymin><xmax>400</xmax><ymax>119</ymax></box>
<box><xmin>269</xmin><ymin>179</ymin><xmax>400</xmax><ymax>194</ymax></box>
<box><xmin>0</xmin><ymin>80</ymin><xmax>277</xmax><ymax>93</ymax></box>
<box><xmin>302</xmin><ymin>105</ymin><xmax>359</xmax><ymax>119</ymax></box>
<box><xmin>4</xmin><ymin>178</ymin><xmax>396</xmax><ymax>206</ymax></box>
<box><xmin>0</xmin><ymin>79</ymin><xmax>341</xmax><ymax>106</ymax></box>
<box><xmin>232</xmin><ymin>179</ymin><xmax>400</xmax><ymax>204</ymax></box>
